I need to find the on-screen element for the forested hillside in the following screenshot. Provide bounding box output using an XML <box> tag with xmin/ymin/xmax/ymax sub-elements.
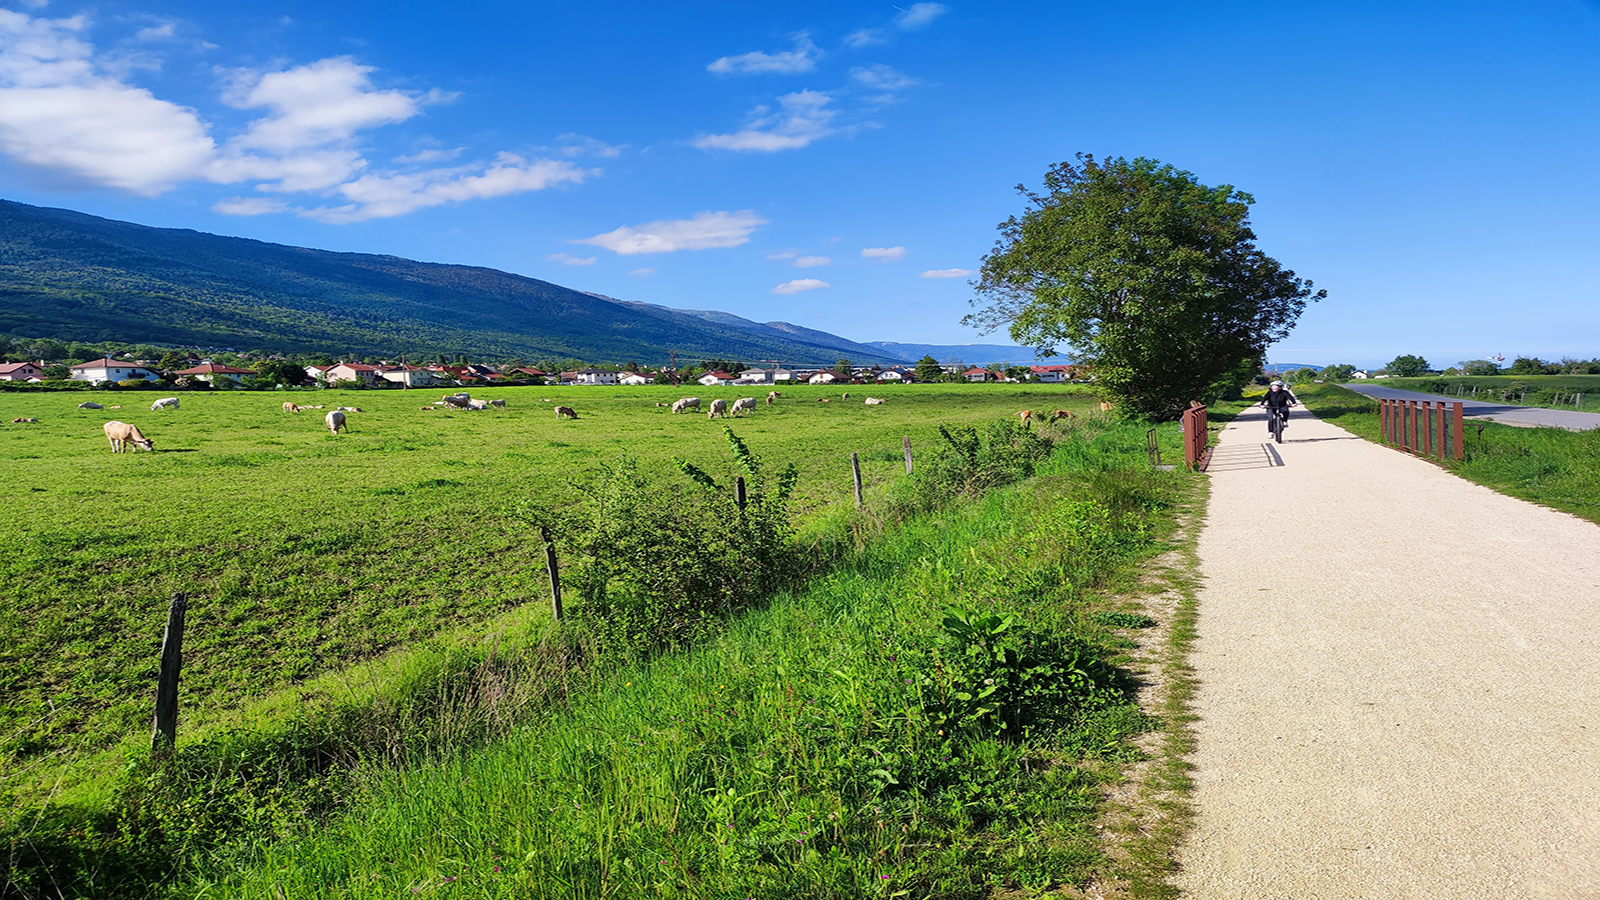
<box><xmin>0</xmin><ymin>200</ymin><xmax>904</xmax><ymax>365</ymax></box>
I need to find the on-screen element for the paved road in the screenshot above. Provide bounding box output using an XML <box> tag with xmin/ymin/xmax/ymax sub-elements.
<box><xmin>1341</xmin><ymin>383</ymin><xmax>1600</xmax><ymax>431</ymax></box>
<box><xmin>1175</xmin><ymin>405</ymin><xmax>1600</xmax><ymax>899</ymax></box>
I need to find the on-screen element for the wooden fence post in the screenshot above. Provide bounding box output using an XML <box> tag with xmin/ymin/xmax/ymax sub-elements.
<box><xmin>151</xmin><ymin>591</ymin><xmax>187</xmax><ymax>755</ymax></box>
<box><xmin>1452</xmin><ymin>403</ymin><xmax>1465</xmax><ymax>460</ymax></box>
<box><xmin>902</xmin><ymin>436</ymin><xmax>913</xmax><ymax>474</ymax></box>
<box><xmin>735</xmin><ymin>476</ymin><xmax>747</xmax><ymax>511</ymax></box>
<box><xmin>850</xmin><ymin>452</ymin><xmax>863</xmax><ymax>508</ymax></box>
<box><xmin>539</xmin><ymin>525</ymin><xmax>563</xmax><ymax>621</ymax></box>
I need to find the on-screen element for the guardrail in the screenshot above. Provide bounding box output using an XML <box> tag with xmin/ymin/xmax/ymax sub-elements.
<box><xmin>1378</xmin><ymin>398</ymin><xmax>1463</xmax><ymax>461</ymax></box>
<box><xmin>1182</xmin><ymin>403</ymin><xmax>1208</xmax><ymax>468</ymax></box>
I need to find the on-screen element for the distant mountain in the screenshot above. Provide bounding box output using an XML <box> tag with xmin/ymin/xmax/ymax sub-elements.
<box><xmin>0</xmin><ymin>200</ymin><xmax>906</xmax><ymax>365</ymax></box>
<box><xmin>863</xmin><ymin>341</ymin><xmax>1046</xmax><ymax>366</ymax></box>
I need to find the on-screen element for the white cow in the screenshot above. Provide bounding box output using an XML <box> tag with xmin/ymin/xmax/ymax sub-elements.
<box><xmin>151</xmin><ymin>397</ymin><xmax>180</xmax><ymax>411</ymax></box>
<box><xmin>104</xmin><ymin>421</ymin><xmax>154</xmax><ymax>452</ymax></box>
<box><xmin>672</xmin><ymin>397</ymin><xmax>701</xmax><ymax>414</ymax></box>
<box><xmin>707</xmin><ymin>398</ymin><xmax>729</xmax><ymax>419</ymax></box>
<box><xmin>766</xmin><ymin>391</ymin><xmax>780</xmax><ymax>405</ymax></box>
<box><xmin>731</xmin><ymin>397</ymin><xmax>757</xmax><ymax>416</ymax></box>
<box><xmin>442</xmin><ymin>393</ymin><xmax>472</xmax><ymax>409</ymax></box>
<box><xmin>78</xmin><ymin>401</ymin><xmax>104</xmax><ymax>410</ymax></box>
<box><xmin>467</xmin><ymin>399</ymin><xmax>491</xmax><ymax>410</ymax></box>
<box><xmin>864</xmin><ymin>397</ymin><xmax>886</xmax><ymax>406</ymax></box>
<box><xmin>325</xmin><ymin>410</ymin><xmax>347</xmax><ymax>434</ymax></box>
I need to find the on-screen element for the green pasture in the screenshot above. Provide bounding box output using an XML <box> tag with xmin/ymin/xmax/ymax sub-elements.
<box><xmin>1</xmin><ymin>383</ymin><xmax>1095</xmax><ymax>777</ymax></box>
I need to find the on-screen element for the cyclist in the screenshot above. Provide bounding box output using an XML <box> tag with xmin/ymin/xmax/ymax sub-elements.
<box><xmin>1259</xmin><ymin>380</ymin><xmax>1299</xmax><ymax>434</ymax></box>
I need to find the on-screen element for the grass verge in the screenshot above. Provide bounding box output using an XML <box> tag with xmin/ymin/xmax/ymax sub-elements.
<box><xmin>1297</xmin><ymin>383</ymin><xmax>1600</xmax><ymax>525</ymax></box>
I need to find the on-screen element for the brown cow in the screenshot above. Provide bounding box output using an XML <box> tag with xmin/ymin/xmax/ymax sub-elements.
<box><xmin>283</xmin><ymin>401</ymin><xmax>301</xmax><ymax>413</ymax></box>
<box><xmin>1017</xmin><ymin>409</ymin><xmax>1033</xmax><ymax>425</ymax></box>
<box><xmin>1099</xmin><ymin>401</ymin><xmax>1114</xmax><ymax>412</ymax></box>
<box><xmin>555</xmin><ymin>406</ymin><xmax>578</xmax><ymax>419</ymax></box>
<box><xmin>1050</xmin><ymin>409</ymin><xmax>1074</xmax><ymax>421</ymax></box>
<box><xmin>104</xmin><ymin>420</ymin><xmax>154</xmax><ymax>452</ymax></box>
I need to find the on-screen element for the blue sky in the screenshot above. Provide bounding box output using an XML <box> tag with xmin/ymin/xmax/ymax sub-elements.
<box><xmin>2</xmin><ymin>0</ymin><xmax>1598</xmax><ymax>368</ymax></box>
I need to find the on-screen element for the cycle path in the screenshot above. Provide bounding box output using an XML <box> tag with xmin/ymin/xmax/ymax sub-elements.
<box><xmin>1340</xmin><ymin>383</ymin><xmax>1600</xmax><ymax>431</ymax></box>
<box><xmin>1174</xmin><ymin>404</ymin><xmax>1600</xmax><ymax>899</ymax></box>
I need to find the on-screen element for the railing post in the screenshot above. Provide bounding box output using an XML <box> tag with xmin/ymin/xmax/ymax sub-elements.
<box><xmin>1436</xmin><ymin>401</ymin><xmax>1447</xmax><ymax>461</ymax></box>
<box><xmin>1452</xmin><ymin>402</ymin><xmax>1464</xmax><ymax>460</ymax></box>
<box><xmin>850</xmin><ymin>452</ymin><xmax>863</xmax><ymax>508</ymax></box>
<box><xmin>1379</xmin><ymin>400</ymin><xmax>1388</xmax><ymax>443</ymax></box>
<box><xmin>152</xmin><ymin>592</ymin><xmax>187</xmax><ymax>756</ymax></box>
<box><xmin>540</xmin><ymin>525</ymin><xmax>563</xmax><ymax>622</ymax></box>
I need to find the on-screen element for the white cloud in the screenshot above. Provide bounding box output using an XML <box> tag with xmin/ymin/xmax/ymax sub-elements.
<box><xmin>794</xmin><ymin>255</ymin><xmax>830</xmax><ymax>267</ymax></box>
<box><xmin>0</xmin><ymin>11</ymin><xmax>218</xmax><ymax>194</ymax></box>
<box><xmin>707</xmin><ymin>31</ymin><xmax>818</xmax><ymax>75</ymax></box>
<box><xmin>861</xmin><ymin>246</ymin><xmax>906</xmax><ymax>262</ymax></box>
<box><xmin>0</xmin><ymin>11</ymin><xmax>590</xmax><ymax>221</ymax></box>
<box><xmin>694</xmin><ymin>90</ymin><xmax>839</xmax><ymax>152</ymax></box>
<box><xmin>575</xmin><ymin>209</ymin><xmax>767</xmax><ymax>255</ymax></box>
<box><xmin>301</xmin><ymin>154</ymin><xmax>590</xmax><ymax>223</ymax></box>
<box><xmin>629</xmin><ymin>268</ymin><xmax>654</xmax><ymax>276</ymax></box>
<box><xmin>557</xmin><ymin>132</ymin><xmax>623</xmax><ymax>158</ymax></box>
<box><xmin>211</xmin><ymin>196</ymin><xmax>287</xmax><ymax>216</ymax></box>
<box><xmin>547</xmin><ymin>252</ymin><xmax>595</xmax><ymax>266</ymax></box>
<box><xmin>895</xmin><ymin>3</ymin><xmax>948</xmax><ymax>30</ymax></box>
<box><xmin>842</xmin><ymin>29</ymin><xmax>884</xmax><ymax>48</ymax></box>
<box><xmin>773</xmin><ymin>278</ymin><xmax>829</xmax><ymax>295</ymax></box>
<box><xmin>850</xmin><ymin>64</ymin><xmax>918</xmax><ymax>92</ymax></box>
<box><xmin>921</xmin><ymin>268</ymin><xmax>974</xmax><ymax>278</ymax></box>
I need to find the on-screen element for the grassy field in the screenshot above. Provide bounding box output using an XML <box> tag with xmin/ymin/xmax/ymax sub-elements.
<box><xmin>1</xmin><ymin>384</ymin><xmax>1096</xmax><ymax>782</ymax></box>
<box><xmin>169</xmin><ymin>417</ymin><xmax>1195</xmax><ymax>900</ymax></box>
<box><xmin>1296</xmin><ymin>382</ymin><xmax>1600</xmax><ymax>524</ymax></box>
<box><xmin>1376</xmin><ymin>374</ymin><xmax>1600</xmax><ymax>412</ymax></box>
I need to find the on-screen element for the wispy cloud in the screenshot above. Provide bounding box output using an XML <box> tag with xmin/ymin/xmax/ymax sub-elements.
<box><xmin>773</xmin><ymin>278</ymin><xmax>829</xmax><ymax>295</ymax></box>
<box><xmin>0</xmin><ymin>10</ymin><xmax>587</xmax><ymax>220</ymax></box>
<box><xmin>707</xmin><ymin>31</ymin><xmax>819</xmax><ymax>75</ymax></box>
<box><xmin>694</xmin><ymin>90</ymin><xmax>840</xmax><ymax>152</ymax></box>
<box><xmin>629</xmin><ymin>268</ymin><xmax>654</xmax><ymax>276</ymax></box>
<box><xmin>574</xmin><ymin>210</ymin><xmax>768</xmax><ymax>255</ymax></box>
<box><xmin>895</xmin><ymin>3</ymin><xmax>948</xmax><ymax>30</ymax></box>
<box><xmin>793</xmin><ymin>255</ymin><xmax>830</xmax><ymax>267</ymax></box>
<box><xmin>547</xmin><ymin>252</ymin><xmax>595</xmax><ymax>266</ymax></box>
<box><xmin>394</xmin><ymin>146</ymin><xmax>464</xmax><ymax>164</ymax></box>
<box><xmin>851</xmin><ymin>64</ymin><xmax>917</xmax><ymax>92</ymax></box>
<box><xmin>862</xmin><ymin>246</ymin><xmax>906</xmax><ymax>262</ymax></box>
<box><xmin>842</xmin><ymin>29</ymin><xmax>885</xmax><ymax>49</ymax></box>
<box><xmin>921</xmin><ymin>268</ymin><xmax>974</xmax><ymax>278</ymax></box>
<box><xmin>557</xmin><ymin>132</ymin><xmax>624</xmax><ymax>158</ymax></box>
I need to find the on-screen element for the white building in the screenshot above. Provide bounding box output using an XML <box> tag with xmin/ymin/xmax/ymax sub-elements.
<box><xmin>572</xmin><ymin>368</ymin><xmax>620</xmax><ymax>385</ymax></box>
<box><xmin>69</xmin><ymin>358</ymin><xmax>161</xmax><ymax>384</ymax></box>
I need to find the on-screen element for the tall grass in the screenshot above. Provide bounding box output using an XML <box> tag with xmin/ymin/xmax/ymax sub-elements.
<box><xmin>145</xmin><ymin>418</ymin><xmax>1189</xmax><ymax>899</ymax></box>
<box><xmin>1297</xmin><ymin>383</ymin><xmax>1600</xmax><ymax>524</ymax></box>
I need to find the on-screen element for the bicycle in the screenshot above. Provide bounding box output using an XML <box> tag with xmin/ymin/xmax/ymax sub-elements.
<box><xmin>1266</xmin><ymin>405</ymin><xmax>1288</xmax><ymax>443</ymax></box>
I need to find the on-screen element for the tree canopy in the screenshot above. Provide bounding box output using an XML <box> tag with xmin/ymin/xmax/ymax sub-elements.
<box><xmin>964</xmin><ymin>154</ymin><xmax>1323</xmax><ymax>418</ymax></box>
<box><xmin>1386</xmin><ymin>354</ymin><xmax>1431</xmax><ymax>377</ymax></box>
<box><xmin>915</xmin><ymin>354</ymin><xmax>943</xmax><ymax>382</ymax></box>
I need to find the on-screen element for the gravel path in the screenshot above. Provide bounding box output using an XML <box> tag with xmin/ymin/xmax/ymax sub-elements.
<box><xmin>1175</xmin><ymin>404</ymin><xmax>1600</xmax><ymax>899</ymax></box>
<box><xmin>1341</xmin><ymin>383</ymin><xmax>1600</xmax><ymax>431</ymax></box>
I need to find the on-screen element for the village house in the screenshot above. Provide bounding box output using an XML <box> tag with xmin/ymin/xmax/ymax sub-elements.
<box><xmin>1029</xmin><ymin>364</ymin><xmax>1077</xmax><ymax>383</ymax></box>
<box><xmin>807</xmin><ymin>371</ymin><xmax>839</xmax><ymax>384</ymax></box>
<box><xmin>0</xmin><ymin>361</ymin><xmax>45</xmax><ymax>381</ymax></box>
<box><xmin>963</xmin><ymin>368</ymin><xmax>995</xmax><ymax>383</ymax></box>
<box><xmin>375</xmin><ymin>364</ymin><xmax>437</xmax><ymax>387</ymax></box>
<box><xmin>323</xmin><ymin>362</ymin><xmax>381</xmax><ymax>386</ymax></box>
<box><xmin>618</xmin><ymin>371</ymin><xmax>655</xmax><ymax>386</ymax></box>
<box><xmin>876</xmin><ymin>368</ymin><xmax>913</xmax><ymax>382</ymax></box>
<box><xmin>698</xmin><ymin>370</ymin><xmax>736</xmax><ymax>387</ymax></box>
<box><xmin>570</xmin><ymin>368</ymin><xmax>619</xmax><ymax>385</ymax></box>
<box><xmin>735</xmin><ymin>367</ymin><xmax>794</xmax><ymax>384</ymax></box>
<box><xmin>69</xmin><ymin>357</ymin><xmax>162</xmax><ymax>384</ymax></box>
<box><xmin>172</xmin><ymin>362</ymin><xmax>255</xmax><ymax>385</ymax></box>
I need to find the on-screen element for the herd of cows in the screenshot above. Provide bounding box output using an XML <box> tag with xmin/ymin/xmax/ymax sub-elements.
<box><xmin>65</xmin><ymin>388</ymin><xmax>905</xmax><ymax>455</ymax></box>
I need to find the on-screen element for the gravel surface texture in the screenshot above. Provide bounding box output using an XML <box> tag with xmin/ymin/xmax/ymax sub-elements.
<box><xmin>1175</xmin><ymin>404</ymin><xmax>1600</xmax><ymax>899</ymax></box>
<box><xmin>1341</xmin><ymin>383</ymin><xmax>1600</xmax><ymax>432</ymax></box>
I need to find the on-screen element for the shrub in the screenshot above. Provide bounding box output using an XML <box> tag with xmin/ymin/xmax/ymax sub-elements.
<box><xmin>886</xmin><ymin>419</ymin><xmax>1055</xmax><ymax>519</ymax></box>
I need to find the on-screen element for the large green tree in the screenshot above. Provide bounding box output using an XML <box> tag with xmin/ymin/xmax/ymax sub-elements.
<box><xmin>964</xmin><ymin>154</ymin><xmax>1324</xmax><ymax>418</ymax></box>
<box><xmin>1386</xmin><ymin>354</ymin><xmax>1431</xmax><ymax>377</ymax></box>
<box><xmin>915</xmin><ymin>354</ymin><xmax>943</xmax><ymax>382</ymax></box>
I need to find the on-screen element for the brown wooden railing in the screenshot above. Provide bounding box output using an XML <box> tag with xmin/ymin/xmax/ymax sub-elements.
<box><xmin>1378</xmin><ymin>398</ymin><xmax>1464</xmax><ymax>461</ymax></box>
<box><xmin>1182</xmin><ymin>403</ymin><xmax>1209</xmax><ymax>468</ymax></box>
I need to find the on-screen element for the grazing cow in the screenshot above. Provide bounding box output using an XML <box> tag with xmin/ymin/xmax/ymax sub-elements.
<box><xmin>555</xmin><ymin>405</ymin><xmax>578</xmax><ymax>420</ymax></box>
<box><xmin>336</xmin><ymin>406</ymin><xmax>363</xmax><ymax>413</ymax></box>
<box><xmin>283</xmin><ymin>401</ymin><xmax>301</xmax><ymax>413</ymax></box>
<box><xmin>79</xmin><ymin>401</ymin><xmax>104</xmax><ymax>410</ymax></box>
<box><xmin>443</xmin><ymin>393</ymin><xmax>472</xmax><ymax>409</ymax></box>
<box><xmin>12</xmin><ymin>417</ymin><xmax>38</xmax><ymax>423</ymax></box>
<box><xmin>671</xmin><ymin>397</ymin><xmax>701</xmax><ymax>414</ymax></box>
<box><xmin>707</xmin><ymin>398</ymin><xmax>729</xmax><ymax>419</ymax></box>
<box><xmin>151</xmin><ymin>397</ymin><xmax>179</xmax><ymax>411</ymax></box>
<box><xmin>467</xmin><ymin>399</ymin><xmax>490</xmax><ymax>411</ymax></box>
<box><xmin>842</xmin><ymin>392</ymin><xmax>850</xmax><ymax>401</ymax></box>
<box><xmin>766</xmin><ymin>391</ymin><xmax>781</xmax><ymax>405</ymax></box>
<box><xmin>490</xmin><ymin>399</ymin><xmax>507</xmax><ymax>409</ymax></box>
<box><xmin>1051</xmin><ymin>409</ymin><xmax>1074</xmax><ymax>421</ymax></box>
<box><xmin>103</xmin><ymin>420</ymin><xmax>153</xmax><ymax>452</ymax></box>
<box><xmin>325</xmin><ymin>410</ymin><xmax>347</xmax><ymax>434</ymax></box>
<box><xmin>731</xmin><ymin>397</ymin><xmax>757</xmax><ymax>416</ymax></box>
<box><xmin>1017</xmin><ymin>409</ymin><xmax>1033</xmax><ymax>426</ymax></box>
<box><xmin>864</xmin><ymin>397</ymin><xmax>886</xmax><ymax>406</ymax></box>
<box><xmin>1099</xmin><ymin>401</ymin><xmax>1114</xmax><ymax>412</ymax></box>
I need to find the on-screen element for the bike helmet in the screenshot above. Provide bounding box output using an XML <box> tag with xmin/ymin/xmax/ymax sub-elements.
<box><xmin>1270</xmin><ymin>379</ymin><xmax>1285</xmax><ymax>386</ymax></box>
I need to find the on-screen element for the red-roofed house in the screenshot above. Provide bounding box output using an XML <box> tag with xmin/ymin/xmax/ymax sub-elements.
<box><xmin>0</xmin><ymin>361</ymin><xmax>44</xmax><ymax>381</ymax></box>
<box><xmin>173</xmin><ymin>362</ymin><xmax>255</xmax><ymax>385</ymax></box>
<box><xmin>325</xmin><ymin>362</ymin><xmax>381</xmax><ymax>385</ymax></box>
<box><xmin>1028</xmin><ymin>364</ymin><xmax>1078</xmax><ymax>383</ymax></box>
<box><xmin>698</xmin><ymin>370</ymin><xmax>736</xmax><ymax>386</ymax></box>
<box><xmin>963</xmin><ymin>368</ymin><xmax>994</xmax><ymax>383</ymax></box>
